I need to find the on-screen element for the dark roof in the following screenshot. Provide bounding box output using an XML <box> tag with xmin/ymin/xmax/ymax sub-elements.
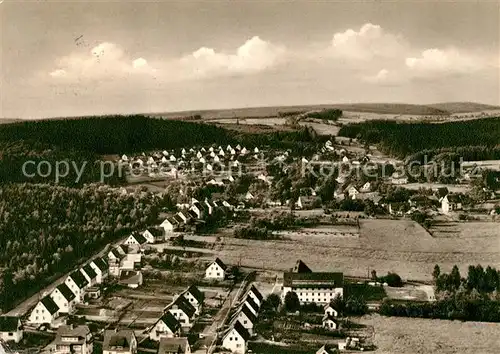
<box><xmin>131</xmin><ymin>232</ymin><xmax>147</xmax><ymax>244</ymax></box>
<box><xmin>187</xmin><ymin>210</ymin><xmax>198</xmax><ymax>219</ymax></box>
<box><xmin>185</xmin><ymin>285</ymin><xmax>204</xmax><ymax>303</ymax></box>
<box><xmin>193</xmin><ymin>202</ymin><xmax>206</xmax><ymax>212</ymax></box>
<box><xmin>322</xmin><ymin>314</ymin><xmax>339</xmax><ymax>323</ymax></box>
<box><xmin>55</xmin><ymin>325</ymin><xmax>90</xmax><ymax>344</ymax></box>
<box><xmin>283</xmin><ymin>272</ymin><xmax>344</xmax><ymax>288</ymax></box>
<box><xmin>213</xmin><ymin>258</ymin><xmax>227</xmax><ymax>271</ymax></box>
<box><xmin>166</xmin><ymin>296</ymin><xmax>196</xmax><ymax>318</ymax></box>
<box><xmin>92</xmin><ymin>257</ymin><xmax>108</xmax><ymax>272</ymax></box>
<box><xmin>445</xmin><ymin>194</ymin><xmax>463</xmax><ymax>203</ymax></box>
<box><xmin>158</xmin><ymin>337</ymin><xmax>189</xmax><ymax>354</ymax></box>
<box><xmin>157</xmin><ymin>312</ymin><xmax>180</xmax><ymax>333</ymax></box>
<box><xmin>82</xmin><ymin>264</ymin><xmax>97</xmax><ymax>279</ymax></box>
<box><xmin>437</xmin><ymin>187</ymin><xmax>449</xmax><ymax>198</ymax></box>
<box><xmin>110</xmin><ymin>249</ymin><xmax>124</xmax><ymax>259</ymax></box>
<box><xmin>0</xmin><ymin>316</ymin><xmax>20</xmax><ymax>332</ymax></box>
<box><xmin>173</xmin><ymin>214</ymin><xmax>184</xmax><ymax>224</ymax></box>
<box><xmin>70</xmin><ymin>271</ymin><xmax>89</xmax><ymax>289</ymax></box>
<box><xmin>56</xmin><ymin>283</ymin><xmax>76</xmax><ymax>302</ymax></box>
<box><xmin>248</xmin><ymin>285</ymin><xmax>263</xmax><ymax>302</ymax></box>
<box><xmin>103</xmin><ymin>330</ymin><xmax>135</xmax><ymax>351</ymax></box>
<box><xmin>41</xmin><ymin>295</ymin><xmax>59</xmax><ymax>315</ymax></box>
<box><xmin>119</xmin><ymin>271</ymin><xmax>142</xmax><ymax>285</ymax></box>
<box><xmin>244</xmin><ymin>296</ymin><xmax>259</xmax><ymax>313</ymax></box>
<box><xmin>318</xmin><ymin>344</ymin><xmax>338</xmax><ymax>354</ymax></box>
<box><xmin>292</xmin><ymin>260</ymin><xmax>312</xmax><ymax>273</ymax></box>
<box><xmin>149</xmin><ymin>227</ymin><xmax>164</xmax><ymax>237</ymax></box>
<box><xmin>231</xmin><ymin>321</ymin><xmax>251</xmax><ymax>341</ymax></box>
<box><xmin>240</xmin><ymin>303</ymin><xmax>257</xmax><ymax>324</ymax></box>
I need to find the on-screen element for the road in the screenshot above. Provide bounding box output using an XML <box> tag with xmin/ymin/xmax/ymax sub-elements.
<box><xmin>6</xmin><ymin>236</ymin><xmax>128</xmax><ymax>317</ymax></box>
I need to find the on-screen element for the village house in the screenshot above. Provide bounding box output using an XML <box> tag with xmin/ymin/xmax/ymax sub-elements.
<box><xmin>441</xmin><ymin>194</ymin><xmax>463</xmax><ymax>214</ymax></box>
<box><xmin>142</xmin><ymin>228</ymin><xmax>165</xmax><ymax>243</ymax></box>
<box><xmin>324</xmin><ymin>304</ymin><xmax>338</xmax><ymax>318</ymax></box>
<box><xmin>149</xmin><ymin>312</ymin><xmax>181</xmax><ymax>341</ymax></box>
<box><xmin>292</xmin><ymin>260</ymin><xmax>313</xmax><ymax>273</ymax></box>
<box><xmin>229</xmin><ymin>304</ymin><xmax>257</xmax><ymax>336</ymax></box>
<box><xmin>103</xmin><ymin>329</ymin><xmax>137</xmax><ymax>354</ymax></box>
<box><xmin>50</xmin><ymin>283</ymin><xmax>77</xmax><ymax>314</ymax></box>
<box><xmin>124</xmin><ymin>232</ymin><xmax>148</xmax><ymax>251</ymax></box>
<box><xmin>0</xmin><ymin>316</ymin><xmax>23</xmax><ymax>343</ymax></box>
<box><xmin>157</xmin><ymin>337</ymin><xmax>191</xmax><ymax>354</ymax></box>
<box><xmin>28</xmin><ymin>295</ymin><xmax>60</xmax><ymax>325</ymax></box>
<box><xmin>316</xmin><ymin>344</ymin><xmax>338</xmax><ymax>354</ymax></box>
<box><xmin>179</xmin><ymin>285</ymin><xmax>204</xmax><ymax>315</ymax></box>
<box><xmin>65</xmin><ymin>271</ymin><xmax>89</xmax><ymax>303</ymax></box>
<box><xmin>190</xmin><ymin>202</ymin><xmax>206</xmax><ymax>219</ymax></box>
<box><xmin>119</xmin><ymin>271</ymin><xmax>143</xmax><ymax>288</ymax></box>
<box><xmin>282</xmin><ymin>271</ymin><xmax>344</xmax><ymax>305</ymax></box>
<box><xmin>86</xmin><ymin>286</ymin><xmax>101</xmax><ymax>299</ymax></box>
<box><xmin>360</xmin><ymin>182</ymin><xmax>372</xmax><ymax>192</ymax></box>
<box><xmin>161</xmin><ymin>217</ymin><xmax>181</xmax><ymax>233</ymax></box>
<box><xmin>108</xmin><ymin>249</ymin><xmax>125</xmax><ymax>276</ymax></box>
<box><xmin>322</xmin><ymin>314</ymin><xmax>339</xmax><ymax>331</ymax></box>
<box><xmin>345</xmin><ymin>185</ymin><xmax>359</xmax><ymax>199</ymax></box>
<box><xmin>221</xmin><ymin>321</ymin><xmax>250</xmax><ymax>354</ymax></box>
<box><xmin>244</xmin><ymin>285</ymin><xmax>263</xmax><ymax>307</ymax></box>
<box><xmin>90</xmin><ymin>257</ymin><xmax>109</xmax><ymax>284</ymax></box>
<box><xmin>53</xmin><ymin>325</ymin><xmax>93</xmax><ymax>354</ymax></box>
<box><xmin>242</xmin><ymin>296</ymin><xmax>259</xmax><ymax>317</ymax></box>
<box><xmin>165</xmin><ymin>296</ymin><xmax>197</xmax><ymax>329</ymax></box>
<box><xmin>204</xmin><ymin>199</ymin><xmax>214</xmax><ymax>215</ymax></box>
<box><xmin>296</xmin><ymin>195</ymin><xmax>318</xmax><ymax>209</ymax></box>
<box><xmin>80</xmin><ymin>264</ymin><xmax>98</xmax><ymax>287</ymax></box>
<box><xmin>205</xmin><ymin>258</ymin><xmax>227</xmax><ymax>280</ymax></box>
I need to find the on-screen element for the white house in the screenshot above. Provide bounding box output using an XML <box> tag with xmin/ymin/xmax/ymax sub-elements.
<box><xmin>205</xmin><ymin>258</ymin><xmax>227</xmax><ymax>280</ymax></box>
<box><xmin>441</xmin><ymin>194</ymin><xmax>463</xmax><ymax>214</ymax></box>
<box><xmin>50</xmin><ymin>283</ymin><xmax>77</xmax><ymax>314</ymax></box>
<box><xmin>324</xmin><ymin>304</ymin><xmax>338</xmax><ymax>318</ymax></box>
<box><xmin>180</xmin><ymin>285</ymin><xmax>204</xmax><ymax>315</ymax></box>
<box><xmin>360</xmin><ymin>182</ymin><xmax>372</xmax><ymax>192</ymax></box>
<box><xmin>119</xmin><ymin>271</ymin><xmax>143</xmax><ymax>289</ymax></box>
<box><xmin>28</xmin><ymin>295</ymin><xmax>60</xmax><ymax>325</ymax></box>
<box><xmin>242</xmin><ymin>296</ymin><xmax>259</xmax><ymax>317</ymax></box>
<box><xmin>204</xmin><ymin>199</ymin><xmax>214</xmax><ymax>215</ymax></box>
<box><xmin>157</xmin><ymin>337</ymin><xmax>191</xmax><ymax>354</ymax></box>
<box><xmin>316</xmin><ymin>344</ymin><xmax>338</xmax><ymax>354</ymax></box>
<box><xmin>245</xmin><ymin>285</ymin><xmax>263</xmax><ymax>307</ymax></box>
<box><xmin>322</xmin><ymin>314</ymin><xmax>338</xmax><ymax>330</ymax></box>
<box><xmin>282</xmin><ymin>271</ymin><xmax>344</xmax><ymax>305</ymax></box>
<box><xmin>221</xmin><ymin>321</ymin><xmax>250</xmax><ymax>354</ymax></box>
<box><xmin>53</xmin><ymin>325</ymin><xmax>93</xmax><ymax>354</ymax></box>
<box><xmin>165</xmin><ymin>296</ymin><xmax>197</xmax><ymax>329</ymax></box>
<box><xmin>65</xmin><ymin>271</ymin><xmax>89</xmax><ymax>303</ymax></box>
<box><xmin>142</xmin><ymin>228</ymin><xmax>164</xmax><ymax>243</ymax></box>
<box><xmin>244</xmin><ymin>192</ymin><xmax>254</xmax><ymax>200</ymax></box>
<box><xmin>149</xmin><ymin>312</ymin><xmax>181</xmax><ymax>341</ymax></box>
<box><xmin>103</xmin><ymin>330</ymin><xmax>137</xmax><ymax>354</ymax></box>
<box><xmin>0</xmin><ymin>316</ymin><xmax>23</xmax><ymax>343</ymax></box>
<box><xmin>90</xmin><ymin>257</ymin><xmax>109</xmax><ymax>284</ymax></box>
<box><xmin>229</xmin><ymin>304</ymin><xmax>257</xmax><ymax>336</ymax></box>
<box><xmin>254</xmin><ymin>147</ymin><xmax>259</xmax><ymax>153</ymax></box>
<box><xmin>161</xmin><ymin>217</ymin><xmax>180</xmax><ymax>233</ymax></box>
<box><xmin>80</xmin><ymin>264</ymin><xmax>98</xmax><ymax>287</ymax></box>
<box><xmin>124</xmin><ymin>233</ymin><xmax>148</xmax><ymax>250</ymax></box>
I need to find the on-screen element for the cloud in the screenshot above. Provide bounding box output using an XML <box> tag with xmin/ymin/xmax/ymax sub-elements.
<box><xmin>49</xmin><ymin>69</ymin><xmax>67</xmax><ymax>78</ymax></box>
<box><xmin>329</xmin><ymin>23</ymin><xmax>407</xmax><ymax>59</ymax></box>
<box><xmin>132</xmin><ymin>58</ymin><xmax>148</xmax><ymax>69</ymax></box>
<box><xmin>405</xmin><ymin>48</ymin><xmax>486</xmax><ymax>76</ymax></box>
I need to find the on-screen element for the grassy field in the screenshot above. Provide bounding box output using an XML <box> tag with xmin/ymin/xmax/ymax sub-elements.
<box><xmin>359</xmin><ymin>314</ymin><xmax>500</xmax><ymax>354</ymax></box>
<box><xmin>217</xmin><ymin>219</ymin><xmax>500</xmax><ymax>281</ymax></box>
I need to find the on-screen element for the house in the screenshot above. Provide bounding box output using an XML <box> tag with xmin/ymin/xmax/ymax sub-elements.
<box><xmin>90</xmin><ymin>257</ymin><xmax>109</xmax><ymax>284</ymax></box>
<box><xmin>296</xmin><ymin>196</ymin><xmax>318</xmax><ymax>209</ymax></box>
<box><xmin>149</xmin><ymin>312</ymin><xmax>181</xmax><ymax>341</ymax></box>
<box><xmin>322</xmin><ymin>314</ymin><xmax>338</xmax><ymax>330</ymax></box>
<box><xmin>165</xmin><ymin>296</ymin><xmax>197</xmax><ymax>328</ymax></box>
<box><xmin>190</xmin><ymin>202</ymin><xmax>206</xmax><ymax>219</ymax></box>
<box><xmin>242</xmin><ymin>296</ymin><xmax>259</xmax><ymax>317</ymax></box>
<box><xmin>441</xmin><ymin>194</ymin><xmax>463</xmax><ymax>214</ymax></box>
<box><xmin>292</xmin><ymin>260</ymin><xmax>313</xmax><ymax>273</ymax></box>
<box><xmin>346</xmin><ymin>185</ymin><xmax>359</xmax><ymax>199</ymax></box>
<box><xmin>229</xmin><ymin>304</ymin><xmax>257</xmax><ymax>336</ymax></box>
<box><xmin>244</xmin><ymin>192</ymin><xmax>254</xmax><ymax>201</ymax></box>
<box><xmin>50</xmin><ymin>283</ymin><xmax>77</xmax><ymax>314</ymax></box>
<box><xmin>119</xmin><ymin>271</ymin><xmax>143</xmax><ymax>288</ymax></box>
<box><xmin>81</xmin><ymin>264</ymin><xmax>98</xmax><ymax>287</ymax></box>
<box><xmin>157</xmin><ymin>337</ymin><xmax>191</xmax><ymax>354</ymax></box>
<box><xmin>324</xmin><ymin>304</ymin><xmax>338</xmax><ymax>318</ymax></box>
<box><xmin>161</xmin><ymin>217</ymin><xmax>180</xmax><ymax>233</ymax></box>
<box><xmin>180</xmin><ymin>285</ymin><xmax>204</xmax><ymax>315</ymax></box>
<box><xmin>360</xmin><ymin>182</ymin><xmax>372</xmax><ymax>192</ymax></box>
<box><xmin>245</xmin><ymin>285</ymin><xmax>263</xmax><ymax>307</ymax></box>
<box><xmin>65</xmin><ymin>271</ymin><xmax>89</xmax><ymax>303</ymax></box>
<box><xmin>176</xmin><ymin>211</ymin><xmax>189</xmax><ymax>223</ymax></box>
<box><xmin>103</xmin><ymin>330</ymin><xmax>137</xmax><ymax>354</ymax></box>
<box><xmin>86</xmin><ymin>286</ymin><xmax>101</xmax><ymax>299</ymax></box>
<box><xmin>342</xmin><ymin>156</ymin><xmax>349</xmax><ymax>163</ymax></box>
<box><xmin>390</xmin><ymin>173</ymin><xmax>408</xmax><ymax>185</ymax></box>
<box><xmin>204</xmin><ymin>199</ymin><xmax>214</xmax><ymax>215</ymax></box>
<box><xmin>282</xmin><ymin>272</ymin><xmax>344</xmax><ymax>305</ymax></box>
<box><xmin>221</xmin><ymin>321</ymin><xmax>250</xmax><ymax>354</ymax></box>
<box><xmin>143</xmin><ymin>228</ymin><xmax>165</xmax><ymax>243</ymax></box>
<box><xmin>316</xmin><ymin>344</ymin><xmax>338</xmax><ymax>354</ymax></box>
<box><xmin>124</xmin><ymin>232</ymin><xmax>148</xmax><ymax>249</ymax></box>
<box><xmin>108</xmin><ymin>249</ymin><xmax>125</xmax><ymax>276</ymax></box>
<box><xmin>205</xmin><ymin>258</ymin><xmax>227</xmax><ymax>280</ymax></box>
<box><xmin>0</xmin><ymin>316</ymin><xmax>23</xmax><ymax>343</ymax></box>
<box><xmin>53</xmin><ymin>325</ymin><xmax>93</xmax><ymax>354</ymax></box>
<box><xmin>28</xmin><ymin>295</ymin><xmax>60</xmax><ymax>325</ymax></box>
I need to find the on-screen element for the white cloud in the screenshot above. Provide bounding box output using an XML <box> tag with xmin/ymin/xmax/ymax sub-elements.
<box><xmin>329</xmin><ymin>23</ymin><xmax>407</xmax><ymax>59</ymax></box>
<box><xmin>405</xmin><ymin>48</ymin><xmax>485</xmax><ymax>76</ymax></box>
<box><xmin>132</xmin><ymin>58</ymin><xmax>148</xmax><ymax>69</ymax></box>
<box><xmin>49</xmin><ymin>69</ymin><xmax>67</xmax><ymax>78</ymax></box>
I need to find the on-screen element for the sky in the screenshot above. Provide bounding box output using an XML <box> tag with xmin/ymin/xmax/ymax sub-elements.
<box><xmin>1</xmin><ymin>0</ymin><xmax>499</xmax><ymax>118</ymax></box>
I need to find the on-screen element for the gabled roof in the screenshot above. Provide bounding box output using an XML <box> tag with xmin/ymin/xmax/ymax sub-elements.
<box><xmin>166</xmin><ymin>295</ymin><xmax>196</xmax><ymax>318</ymax></box>
<box><xmin>173</xmin><ymin>214</ymin><xmax>184</xmax><ymax>224</ymax></box>
<box><xmin>41</xmin><ymin>295</ymin><xmax>59</xmax><ymax>315</ymax></box>
<box><xmin>92</xmin><ymin>257</ymin><xmax>108</xmax><ymax>272</ymax></box>
<box><xmin>56</xmin><ymin>283</ymin><xmax>76</xmax><ymax>302</ymax></box>
<box><xmin>109</xmin><ymin>249</ymin><xmax>124</xmax><ymax>259</ymax></box>
<box><xmin>247</xmin><ymin>285</ymin><xmax>263</xmax><ymax>303</ymax></box>
<box><xmin>0</xmin><ymin>316</ymin><xmax>20</xmax><ymax>332</ymax></box>
<box><xmin>119</xmin><ymin>271</ymin><xmax>142</xmax><ymax>285</ymax></box>
<box><xmin>187</xmin><ymin>210</ymin><xmax>198</xmax><ymax>219</ymax></box>
<box><xmin>130</xmin><ymin>232</ymin><xmax>147</xmax><ymax>244</ymax></box>
<box><xmin>184</xmin><ymin>285</ymin><xmax>204</xmax><ymax>303</ymax></box>
<box><xmin>239</xmin><ymin>303</ymin><xmax>257</xmax><ymax>324</ymax></box>
<box><xmin>148</xmin><ymin>227</ymin><xmax>165</xmax><ymax>237</ymax></box>
<box><xmin>292</xmin><ymin>260</ymin><xmax>312</xmax><ymax>273</ymax></box>
<box><xmin>82</xmin><ymin>264</ymin><xmax>97</xmax><ymax>279</ymax></box>
<box><xmin>244</xmin><ymin>296</ymin><xmax>259</xmax><ymax>313</ymax></box>
<box><xmin>69</xmin><ymin>271</ymin><xmax>89</xmax><ymax>289</ymax></box>
<box><xmin>283</xmin><ymin>272</ymin><xmax>344</xmax><ymax>288</ymax></box>
<box><xmin>158</xmin><ymin>337</ymin><xmax>189</xmax><ymax>354</ymax></box>
<box><xmin>56</xmin><ymin>325</ymin><xmax>90</xmax><ymax>342</ymax></box>
<box><xmin>317</xmin><ymin>344</ymin><xmax>338</xmax><ymax>354</ymax></box>
<box><xmin>322</xmin><ymin>313</ymin><xmax>338</xmax><ymax>323</ymax></box>
<box><xmin>229</xmin><ymin>321</ymin><xmax>251</xmax><ymax>341</ymax></box>
<box><xmin>103</xmin><ymin>330</ymin><xmax>135</xmax><ymax>351</ymax></box>
<box><xmin>156</xmin><ymin>312</ymin><xmax>180</xmax><ymax>333</ymax></box>
<box><xmin>212</xmin><ymin>257</ymin><xmax>227</xmax><ymax>271</ymax></box>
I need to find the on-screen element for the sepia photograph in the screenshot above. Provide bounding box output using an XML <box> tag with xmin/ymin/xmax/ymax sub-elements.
<box><xmin>0</xmin><ymin>0</ymin><xmax>499</xmax><ymax>353</ymax></box>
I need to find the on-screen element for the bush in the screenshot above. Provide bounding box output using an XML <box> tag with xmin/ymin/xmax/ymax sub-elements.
<box><xmin>379</xmin><ymin>272</ymin><xmax>403</xmax><ymax>287</ymax></box>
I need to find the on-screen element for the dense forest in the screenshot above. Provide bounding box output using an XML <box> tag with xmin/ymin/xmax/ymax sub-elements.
<box><xmin>338</xmin><ymin>117</ymin><xmax>500</xmax><ymax>158</ymax></box>
<box><xmin>0</xmin><ymin>183</ymin><xmax>173</xmax><ymax>312</ymax></box>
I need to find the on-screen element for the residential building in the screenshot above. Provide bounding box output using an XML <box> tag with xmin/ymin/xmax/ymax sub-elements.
<box><xmin>161</xmin><ymin>217</ymin><xmax>180</xmax><ymax>233</ymax></box>
<box><xmin>149</xmin><ymin>312</ymin><xmax>181</xmax><ymax>341</ymax></box>
<box><xmin>102</xmin><ymin>330</ymin><xmax>137</xmax><ymax>354</ymax></box>
<box><xmin>50</xmin><ymin>283</ymin><xmax>77</xmax><ymax>314</ymax></box>
<box><xmin>245</xmin><ymin>285</ymin><xmax>263</xmax><ymax>307</ymax></box>
<box><xmin>81</xmin><ymin>264</ymin><xmax>98</xmax><ymax>287</ymax></box>
<box><xmin>119</xmin><ymin>271</ymin><xmax>143</xmax><ymax>288</ymax></box>
<box><xmin>242</xmin><ymin>296</ymin><xmax>259</xmax><ymax>317</ymax></box>
<box><xmin>316</xmin><ymin>344</ymin><xmax>338</xmax><ymax>354</ymax></box>
<box><xmin>221</xmin><ymin>321</ymin><xmax>250</xmax><ymax>354</ymax></box>
<box><xmin>108</xmin><ymin>249</ymin><xmax>125</xmax><ymax>277</ymax></box>
<box><xmin>142</xmin><ymin>228</ymin><xmax>165</xmax><ymax>243</ymax></box>
<box><xmin>124</xmin><ymin>232</ymin><xmax>148</xmax><ymax>250</ymax></box>
<box><xmin>165</xmin><ymin>296</ymin><xmax>196</xmax><ymax>329</ymax></box>
<box><xmin>28</xmin><ymin>295</ymin><xmax>60</xmax><ymax>325</ymax></box>
<box><xmin>282</xmin><ymin>272</ymin><xmax>344</xmax><ymax>305</ymax></box>
<box><xmin>324</xmin><ymin>304</ymin><xmax>338</xmax><ymax>318</ymax></box>
<box><xmin>205</xmin><ymin>258</ymin><xmax>227</xmax><ymax>280</ymax></box>
<box><xmin>53</xmin><ymin>325</ymin><xmax>93</xmax><ymax>354</ymax></box>
<box><xmin>90</xmin><ymin>257</ymin><xmax>109</xmax><ymax>284</ymax></box>
<box><xmin>65</xmin><ymin>271</ymin><xmax>89</xmax><ymax>303</ymax></box>
<box><xmin>322</xmin><ymin>314</ymin><xmax>338</xmax><ymax>330</ymax></box>
<box><xmin>229</xmin><ymin>304</ymin><xmax>257</xmax><ymax>336</ymax></box>
<box><xmin>441</xmin><ymin>194</ymin><xmax>463</xmax><ymax>214</ymax></box>
<box><xmin>292</xmin><ymin>260</ymin><xmax>312</xmax><ymax>273</ymax></box>
<box><xmin>180</xmin><ymin>285</ymin><xmax>204</xmax><ymax>315</ymax></box>
<box><xmin>157</xmin><ymin>337</ymin><xmax>191</xmax><ymax>354</ymax></box>
<box><xmin>0</xmin><ymin>316</ymin><xmax>23</xmax><ymax>343</ymax></box>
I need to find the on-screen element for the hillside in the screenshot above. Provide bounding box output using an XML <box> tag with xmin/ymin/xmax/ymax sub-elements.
<box><xmin>427</xmin><ymin>102</ymin><xmax>500</xmax><ymax>114</ymax></box>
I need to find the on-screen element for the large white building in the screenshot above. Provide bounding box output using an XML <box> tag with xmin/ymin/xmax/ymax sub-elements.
<box><xmin>53</xmin><ymin>325</ymin><xmax>93</xmax><ymax>354</ymax></box>
<box><xmin>0</xmin><ymin>316</ymin><xmax>23</xmax><ymax>343</ymax></box>
<box><xmin>282</xmin><ymin>268</ymin><xmax>344</xmax><ymax>305</ymax></box>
